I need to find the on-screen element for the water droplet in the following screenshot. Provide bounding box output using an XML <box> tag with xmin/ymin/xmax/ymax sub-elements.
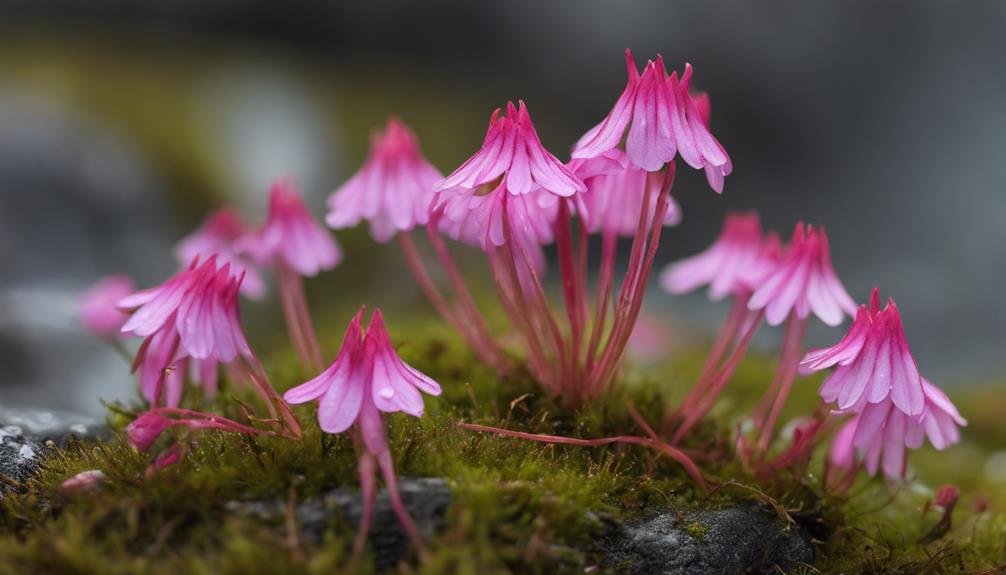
<box><xmin>379</xmin><ymin>387</ymin><xmax>395</xmax><ymax>399</ymax></box>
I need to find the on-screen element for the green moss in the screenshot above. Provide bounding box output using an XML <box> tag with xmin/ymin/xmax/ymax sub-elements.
<box><xmin>0</xmin><ymin>328</ymin><xmax>1003</xmax><ymax>574</ymax></box>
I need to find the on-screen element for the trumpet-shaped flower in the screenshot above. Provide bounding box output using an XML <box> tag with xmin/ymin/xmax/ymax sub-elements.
<box><xmin>435</xmin><ymin>100</ymin><xmax>585</xmax><ymax>199</ymax></box>
<box><xmin>239</xmin><ymin>179</ymin><xmax>342</xmax><ymax>277</ymax></box>
<box><xmin>284</xmin><ymin>308</ymin><xmax>441</xmax><ymax>453</ymax></box>
<box><xmin>175</xmin><ymin>208</ymin><xmax>264</xmax><ymax>298</ymax></box>
<box><xmin>78</xmin><ymin>275</ymin><xmax>135</xmax><ymax>338</ymax></box>
<box><xmin>572</xmin><ymin>50</ymin><xmax>731</xmax><ymax>191</ymax></box>
<box><xmin>804</xmin><ymin>289</ymin><xmax>926</xmax><ymax>416</ymax></box>
<box><xmin>747</xmin><ymin>222</ymin><xmax>855</xmax><ymax>327</ymax></box>
<box><xmin>327</xmin><ymin>118</ymin><xmax>443</xmax><ymax>243</ymax></box>
<box><xmin>660</xmin><ymin>211</ymin><xmax>770</xmax><ymax>300</ymax></box>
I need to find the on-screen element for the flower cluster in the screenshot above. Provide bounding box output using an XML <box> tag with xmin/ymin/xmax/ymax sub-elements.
<box><xmin>74</xmin><ymin>47</ymin><xmax>969</xmax><ymax>565</ymax></box>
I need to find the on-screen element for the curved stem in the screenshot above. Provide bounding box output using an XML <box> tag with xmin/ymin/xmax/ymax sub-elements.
<box><xmin>460</xmin><ymin>422</ymin><xmax>708</xmax><ymax>491</ymax></box>
<box><xmin>377</xmin><ymin>449</ymin><xmax>429</xmax><ymax>560</ymax></box>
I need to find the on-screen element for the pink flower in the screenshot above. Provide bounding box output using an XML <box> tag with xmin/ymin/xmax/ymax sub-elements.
<box><xmin>60</xmin><ymin>470</ymin><xmax>106</xmax><ymax>495</ymax></box>
<box><xmin>804</xmin><ymin>289</ymin><xmax>926</xmax><ymax>416</ymax></box>
<box><xmin>435</xmin><ymin>101</ymin><xmax>585</xmax><ymax>199</ymax></box>
<box><xmin>571</xmin><ymin>50</ymin><xmax>731</xmax><ymax>191</ymax></box>
<box><xmin>571</xmin><ymin>151</ymin><xmax>681</xmax><ymax>237</ymax></box>
<box><xmin>841</xmin><ymin>381</ymin><xmax>966</xmax><ymax>479</ymax></box>
<box><xmin>175</xmin><ymin>208</ymin><xmax>265</xmax><ymax>299</ymax></box>
<box><xmin>239</xmin><ymin>179</ymin><xmax>342</xmax><ymax>277</ymax></box>
<box><xmin>828</xmin><ymin>417</ymin><xmax>857</xmax><ymax>472</ymax></box>
<box><xmin>660</xmin><ymin>212</ymin><xmax>773</xmax><ymax>301</ymax></box>
<box><xmin>435</xmin><ymin>183</ymin><xmax>558</xmax><ymax>253</ymax></box>
<box><xmin>126</xmin><ymin>411</ymin><xmax>172</xmax><ymax>452</ymax></box>
<box><xmin>119</xmin><ymin>256</ymin><xmax>251</xmax><ymax>363</ymax></box>
<box><xmin>327</xmin><ymin>118</ymin><xmax>443</xmax><ymax>243</ymax></box>
<box><xmin>746</xmin><ymin>222</ymin><xmax>855</xmax><ymax>327</ymax></box>
<box><xmin>284</xmin><ymin>308</ymin><xmax>442</xmax><ymax>455</ymax></box>
<box><xmin>78</xmin><ymin>275</ymin><xmax>135</xmax><ymax>338</ymax></box>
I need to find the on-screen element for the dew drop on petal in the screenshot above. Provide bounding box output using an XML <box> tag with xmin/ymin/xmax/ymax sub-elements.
<box><xmin>378</xmin><ymin>387</ymin><xmax>395</xmax><ymax>399</ymax></box>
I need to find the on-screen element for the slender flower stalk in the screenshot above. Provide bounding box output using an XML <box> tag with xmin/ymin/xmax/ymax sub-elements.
<box><xmin>327</xmin><ymin>118</ymin><xmax>507</xmax><ymax>371</ymax></box>
<box><xmin>658</xmin><ymin>212</ymin><xmax>779</xmax><ymax>441</ymax></box>
<box><xmin>283</xmin><ymin>308</ymin><xmax>441</xmax><ymax>564</ymax></box>
<box><xmin>118</xmin><ymin>256</ymin><xmax>300</xmax><ymax>437</ymax></box>
<box><xmin>240</xmin><ymin>179</ymin><xmax>342</xmax><ymax>372</ymax></box>
<box><xmin>744</xmin><ymin>223</ymin><xmax>856</xmax><ymax>451</ymax></box>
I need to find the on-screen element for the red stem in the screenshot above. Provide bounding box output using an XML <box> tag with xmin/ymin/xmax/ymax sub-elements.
<box><xmin>377</xmin><ymin>449</ymin><xmax>429</xmax><ymax>559</ymax></box>
<box><xmin>278</xmin><ymin>265</ymin><xmax>324</xmax><ymax>373</ymax></box>
<box><xmin>671</xmin><ymin>310</ymin><xmax>764</xmax><ymax>445</ymax></box>
<box><xmin>460</xmin><ymin>422</ymin><xmax>708</xmax><ymax>491</ymax></box>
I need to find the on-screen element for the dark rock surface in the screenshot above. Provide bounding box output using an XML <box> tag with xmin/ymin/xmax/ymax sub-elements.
<box><xmin>0</xmin><ymin>425</ymin><xmax>44</xmax><ymax>493</ymax></box>
<box><xmin>227</xmin><ymin>477</ymin><xmax>452</xmax><ymax>571</ymax></box>
<box><xmin>0</xmin><ymin>407</ymin><xmax>107</xmax><ymax>445</ymax></box>
<box><xmin>0</xmin><ymin>408</ymin><xmax>108</xmax><ymax>493</ymax></box>
<box><xmin>602</xmin><ymin>502</ymin><xmax>815</xmax><ymax>574</ymax></box>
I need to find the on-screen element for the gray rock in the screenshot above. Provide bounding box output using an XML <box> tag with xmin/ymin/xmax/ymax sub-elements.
<box><xmin>227</xmin><ymin>477</ymin><xmax>452</xmax><ymax>571</ymax></box>
<box><xmin>0</xmin><ymin>425</ymin><xmax>45</xmax><ymax>494</ymax></box>
<box><xmin>0</xmin><ymin>407</ymin><xmax>107</xmax><ymax>446</ymax></box>
<box><xmin>602</xmin><ymin>502</ymin><xmax>815</xmax><ymax>574</ymax></box>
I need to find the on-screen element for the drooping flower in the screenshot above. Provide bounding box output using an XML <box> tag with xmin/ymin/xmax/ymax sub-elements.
<box><xmin>78</xmin><ymin>275</ymin><xmax>135</xmax><ymax>338</ymax></box>
<box><xmin>119</xmin><ymin>256</ymin><xmax>251</xmax><ymax>364</ymax></box>
<box><xmin>175</xmin><ymin>208</ymin><xmax>265</xmax><ymax>299</ymax></box>
<box><xmin>571</xmin><ymin>150</ymin><xmax>681</xmax><ymax>237</ymax></box>
<box><xmin>746</xmin><ymin>222</ymin><xmax>856</xmax><ymax>327</ymax></box>
<box><xmin>284</xmin><ymin>308</ymin><xmax>441</xmax><ymax>449</ymax></box>
<box><xmin>803</xmin><ymin>289</ymin><xmax>926</xmax><ymax>416</ymax></box>
<box><xmin>239</xmin><ymin>178</ymin><xmax>342</xmax><ymax>277</ymax></box>
<box><xmin>660</xmin><ymin>211</ymin><xmax>771</xmax><ymax>301</ymax></box>
<box><xmin>571</xmin><ymin>50</ymin><xmax>731</xmax><ymax>190</ymax></box>
<box><xmin>327</xmin><ymin>118</ymin><xmax>443</xmax><ymax>243</ymax></box>
<box><xmin>435</xmin><ymin>100</ymin><xmax>585</xmax><ymax>199</ymax></box>
<box><xmin>838</xmin><ymin>380</ymin><xmax>966</xmax><ymax>480</ymax></box>
<box><xmin>284</xmin><ymin>308</ymin><xmax>440</xmax><ymax>559</ymax></box>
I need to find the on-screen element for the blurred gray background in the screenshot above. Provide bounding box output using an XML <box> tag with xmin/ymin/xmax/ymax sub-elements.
<box><xmin>1</xmin><ymin>1</ymin><xmax>1003</xmax><ymax>416</ymax></box>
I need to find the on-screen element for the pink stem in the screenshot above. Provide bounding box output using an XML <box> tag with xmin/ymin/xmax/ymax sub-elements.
<box><xmin>277</xmin><ymin>265</ymin><xmax>324</xmax><ymax>373</ymax></box>
<box><xmin>586</xmin><ymin>230</ymin><xmax>618</xmax><ymax>370</ymax></box>
<box><xmin>350</xmin><ymin>438</ymin><xmax>377</xmax><ymax>567</ymax></box>
<box><xmin>243</xmin><ymin>351</ymin><xmax>302</xmax><ymax>439</ymax></box>
<box><xmin>554</xmin><ymin>199</ymin><xmax>583</xmax><ymax>376</ymax></box>
<box><xmin>425</xmin><ymin>219</ymin><xmax>508</xmax><ymax>372</ymax></box>
<box><xmin>398</xmin><ymin>232</ymin><xmax>497</xmax><ymax>367</ymax></box>
<box><xmin>488</xmin><ymin>251</ymin><xmax>555</xmax><ymax>390</ymax></box>
<box><xmin>756</xmin><ymin>314</ymin><xmax>809</xmax><ymax>451</ymax></box>
<box><xmin>680</xmin><ymin>294</ymin><xmax>750</xmax><ymax>413</ymax></box>
<box><xmin>377</xmin><ymin>450</ymin><xmax>429</xmax><ymax>559</ymax></box>
<box><xmin>767</xmin><ymin>406</ymin><xmax>834</xmax><ymax>471</ymax></box>
<box><xmin>671</xmin><ymin>310</ymin><xmax>764</xmax><ymax>445</ymax></box>
<box><xmin>460</xmin><ymin>422</ymin><xmax>708</xmax><ymax>491</ymax></box>
<box><xmin>591</xmin><ymin>166</ymin><xmax>674</xmax><ymax>395</ymax></box>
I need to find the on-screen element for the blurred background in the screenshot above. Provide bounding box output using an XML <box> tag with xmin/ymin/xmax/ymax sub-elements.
<box><xmin>1</xmin><ymin>1</ymin><xmax>1004</xmax><ymax>416</ymax></box>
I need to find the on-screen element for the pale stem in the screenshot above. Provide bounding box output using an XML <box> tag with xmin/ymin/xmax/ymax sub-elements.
<box><xmin>756</xmin><ymin>314</ymin><xmax>809</xmax><ymax>451</ymax></box>
<box><xmin>277</xmin><ymin>264</ymin><xmax>324</xmax><ymax>373</ymax></box>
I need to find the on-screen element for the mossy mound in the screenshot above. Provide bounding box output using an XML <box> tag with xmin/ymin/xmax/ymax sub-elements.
<box><xmin>0</xmin><ymin>326</ymin><xmax>1003</xmax><ymax>574</ymax></box>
